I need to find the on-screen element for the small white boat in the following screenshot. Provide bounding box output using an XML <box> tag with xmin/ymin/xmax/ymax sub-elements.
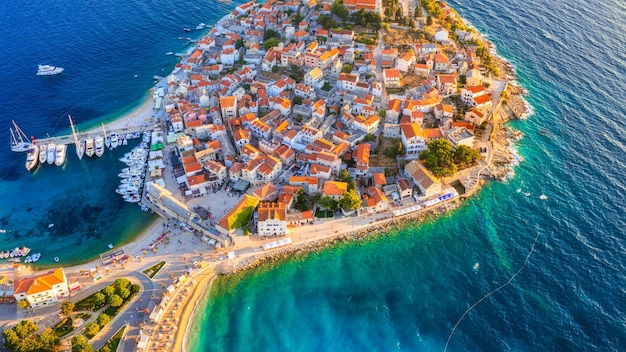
<box><xmin>37</xmin><ymin>64</ymin><xmax>64</xmax><ymax>76</ymax></box>
<box><xmin>539</xmin><ymin>194</ymin><xmax>548</xmax><ymax>200</ymax></box>
<box><xmin>110</xmin><ymin>133</ymin><xmax>118</xmax><ymax>149</ymax></box>
<box><xmin>55</xmin><ymin>144</ymin><xmax>67</xmax><ymax>166</ymax></box>
<box><xmin>21</xmin><ymin>246</ymin><xmax>31</xmax><ymax>256</ymax></box>
<box><xmin>166</xmin><ymin>51</ymin><xmax>174</xmax><ymax>55</ymax></box>
<box><xmin>25</xmin><ymin>145</ymin><xmax>39</xmax><ymax>171</ymax></box>
<box><xmin>95</xmin><ymin>136</ymin><xmax>104</xmax><ymax>157</ymax></box>
<box><xmin>30</xmin><ymin>253</ymin><xmax>41</xmax><ymax>262</ymax></box>
<box><xmin>54</xmin><ymin>257</ymin><xmax>59</xmax><ymax>262</ymax></box>
<box><xmin>39</xmin><ymin>144</ymin><xmax>48</xmax><ymax>164</ymax></box>
<box><xmin>10</xmin><ymin>120</ymin><xmax>33</xmax><ymax>152</ymax></box>
<box><xmin>85</xmin><ymin>138</ymin><xmax>95</xmax><ymax>157</ymax></box>
<box><xmin>124</xmin><ymin>194</ymin><xmax>142</xmax><ymax>203</ymax></box>
<box><xmin>196</xmin><ymin>23</ymin><xmax>206</xmax><ymax>30</ymax></box>
<box><xmin>183</xmin><ymin>27</ymin><xmax>191</xmax><ymax>32</ymax></box>
<box><xmin>108</xmin><ymin>244</ymin><xmax>113</xmax><ymax>249</ymax></box>
<box><xmin>122</xmin><ymin>138</ymin><xmax>128</xmax><ymax>146</ymax></box>
<box><xmin>47</xmin><ymin>143</ymin><xmax>56</xmax><ymax>164</ymax></box>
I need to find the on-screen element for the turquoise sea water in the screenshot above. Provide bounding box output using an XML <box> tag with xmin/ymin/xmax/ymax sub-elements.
<box><xmin>0</xmin><ymin>0</ymin><xmax>245</xmax><ymax>267</ymax></box>
<box><xmin>187</xmin><ymin>0</ymin><xmax>626</xmax><ymax>351</ymax></box>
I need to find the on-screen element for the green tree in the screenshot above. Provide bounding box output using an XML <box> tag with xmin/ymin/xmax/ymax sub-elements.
<box><xmin>117</xmin><ymin>287</ymin><xmax>131</xmax><ymax>299</ymax></box>
<box><xmin>384</xmin><ymin>7</ymin><xmax>393</xmax><ymax>18</ymax></box>
<box><xmin>101</xmin><ymin>286</ymin><xmax>115</xmax><ymax>300</ymax></box>
<box><xmin>341</xmin><ymin>63</ymin><xmax>352</xmax><ymax>73</ymax></box>
<box><xmin>331</xmin><ymin>0</ymin><xmax>349</xmax><ymax>22</ymax></box>
<box><xmin>295</xmin><ymin>189</ymin><xmax>308</xmax><ymax>211</ymax></box>
<box><xmin>108</xmin><ymin>294</ymin><xmax>123</xmax><ymax>308</ymax></box>
<box><xmin>235</xmin><ymin>38</ymin><xmax>244</xmax><ymax>49</ymax></box>
<box><xmin>364</xmin><ymin>133</ymin><xmax>376</xmax><ymax>142</ymax></box>
<box><xmin>321</xmin><ymin>81</ymin><xmax>332</xmax><ymax>91</ymax></box>
<box><xmin>71</xmin><ymin>335</ymin><xmax>94</xmax><ymax>352</ymax></box>
<box><xmin>2</xmin><ymin>329</ymin><xmax>20</xmax><ymax>350</ymax></box>
<box><xmin>61</xmin><ymin>301</ymin><xmax>75</xmax><ymax>315</ymax></box>
<box><xmin>264</xmin><ymin>37</ymin><xmax>279</xmax><ymax>50</ymax></box>
<box><xmin>339</xmin><ymin>189</ymin><xmax>362</xmax><ymax>210</ymax></box>
<box><xmin>426</xmin><ymin>15</ymin><xmax>433</xmax><ymax>26</ymax></box>
<box><xmin>92</xmin><ymin>292</ymin><xmax>106</xmax><ymax>308</ymax></box>
<box><xmin>378</xmin><ymin>109</ymin><xmax>386</xmax><ymax>120</ymax></box>
<box><xmin>317</xmin><ymin>14</ymin><xmax>337</xmax><ymax>30</ymax></box>
<box><xmin>130</xmin><ymin>284</ymin><xmax>141</xmax><ymax>294</ymax></box>
<box><xmin>38</xmin><ymin>328</ymin><xmax>59</xmax><ymax>352</ymax></box>
<box><xmin>293</xmin><ymin>10</ymin><xmax>304</xmax><ymax>24</ymax></box>
<box><xmin>114</xmin><ymin>278</ymin><xmax>131</xmax><ymax>290</ymax></box>
<box><xmin>293</xmin><ymin>95</ymin><xmax>303</xmax><ymax>105</ymax></box>
<box><xmin>100</xmin><ymin>346</ymin><xmax>112</xmax><ymax>352</ymax></box>
<box><xmin>17</xmin><ymin>299</ymin><xmax>30</xmax><ymax>309</ymax></box>
<box><xmin>84</xmin><ymin>322</ymin><xmax>100</xmax><ymax>338</ymax></box>
<box><xmin>384</xmin><ymin>138</ymin><xmax>405</xmax><ymax>158</ymax></box>
<box><xmin>395</xmin><ymin>7</ymin><xmax>402</xmax><ymax>19</ymax></box>
<box><xmin>453</xmin><ymin>145</ymin><xmax>481</xmax><ymax>167</ymax></box>
<box><xmin>264</xmin><ymin>29</ymin><xmax>280</xmax><ymax>40</ymax></box>
<box><xmin>419</xmin><ymin>139</ymin><xmax>457</xmax><ymax>177</ymax></box>
<box><xmin>96</xmin><ymin>313</ymin><xmax>111</xmax><ymax>328</ymax></box>
<box><xmin>318</xmin><ymin>196</ymin><xmax>338</xmax><ymax>210</ymax></box>
<box><xmin>15</xmin><ymin>320</ymin><xmax>38</xmax><ymax>338</ymax></box>
<box><xmin>414</xmin><ymin>6</ymin><xmax>422</xmax><ymax>17</ymax></box>
<box><xmin>338</xmin><ymin>170</ymin><xmax>352</xmax><ymax>183</ymax></box>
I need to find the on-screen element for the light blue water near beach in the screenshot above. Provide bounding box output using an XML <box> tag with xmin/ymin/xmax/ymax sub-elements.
<box><xmin>0</xmin><ymin>0</ymin><xmax>245</xmax><ymax>267</ymax></box>
<box><xmin>188</xmin><ymin>0</ymin><xmax>626</xmax><ymax>351</ymax></box>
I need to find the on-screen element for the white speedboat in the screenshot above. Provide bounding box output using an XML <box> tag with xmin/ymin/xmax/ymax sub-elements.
<box><xmin>110</xmin><ymin>133</ymin><xmax>118</xmax><ymax>149</ymax></box>
<box><xmin>55</xmin><ymin>144</ymin><xmax>67</xmax><ymax>166</ymax></box>
<box><xmin>21</xmin><ymin>246</ymin><xmax>31</xmax><ymax>256</ymax></box>
<box><xmin>25</xmin><ymin>145</ymin><xmax>39</xmax><ymax>171</ymax></box>
<box><xmin>122</xmin><ymin>138</ymin><xmax>128</xmax><ymax>146</ymax></box>
<box><xmin>95</xmin><ymin>136</ymin><xmax>104</xmax><ymax>157</ymax></box>
<box><xmin>10</xmin><ymin>120</ymin><xmax>33</xmax><ymax>152</ymax></box>
<box><xmin>124</xmin><ymin>194</ymin><xmax>142</xmax><ymax>203</ymax></box>
<box><xmin>39</xmin><ymin>143</ymin><xmax>48</xmax><ymax>164</ymax></box>
<box><xmin>30</xmin><ymin>253</ymin><xmax>41</xmax><ymax>262</ymax></box>
<box><xmin>85</xmin><ymin>138</ymin><xmax>95</xmax><ymax>157</ymax></box>
<box><xmin>37</xmin><ymin>64</ymin><xmax>64</xmax><ymax>76</ymax></box>
<box><xmin>47</xmin><ymin>143</ymin><xmax>56</xmax><ymax>164</ymax></box>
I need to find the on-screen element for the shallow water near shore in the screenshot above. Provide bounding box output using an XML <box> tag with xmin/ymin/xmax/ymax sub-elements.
<box><xmin>188</xmin><ymin>0</ymin><xmax>626</xmax><ymax>350</ymax></box>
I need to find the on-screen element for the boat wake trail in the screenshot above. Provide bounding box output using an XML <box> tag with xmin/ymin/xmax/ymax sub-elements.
<box><xmin>443</xmin><ymin>232</ymin><xmax>541</xmax><ymax>352</ymax></box>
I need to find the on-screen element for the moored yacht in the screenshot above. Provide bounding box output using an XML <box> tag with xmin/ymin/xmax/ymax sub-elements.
<box><xmin>10</xmin><ymin>120</ymin><xmax>32</xmax><ymax>152</ymax></box>
<box><xmin>39</xmin><ymin>143</ymin><xmax>48</xmax><ymax>164</ymax></box>
<box><xmin>68</xmin><ymin>115</ymin><xmax>84</xmax><ymax>160</ymax></box>
<box><xmin>25</xmin><ymin>145</ymin><xmax>39</xmax><ymax>171</ymax></box>
<box><xmin>110</xmin><ymin>133</ymin><xmax>118</xmax><ymax>149</ymax></box>
<box><xmin>95</xmin><ymin>136</ymin><xmax>104</xmax><ymax>157</ymax></box>
<box><xmin>47</xmin><ymin>143</ymin><xmax>56</xmax><ymax>164</ymax></box>
<box><xmin>85</xmin><ymin>138</ymin><xmax>95</xmax><ymax>157</ymax></box>
<box><xmin>55</xmin><ymin>144</ymin><xmax>67</xmax><ymax>166</ymax></box>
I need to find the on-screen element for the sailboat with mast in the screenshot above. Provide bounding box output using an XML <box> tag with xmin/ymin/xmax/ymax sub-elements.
<box><xmin>10</xmin><ymin>120</ymin><xmax>32</xmax><ymax>152</ymax></box>
<box><xmin>69</xmin><ymin>115</ymin><xmax>84</xmax><ymax>160</ymax></box>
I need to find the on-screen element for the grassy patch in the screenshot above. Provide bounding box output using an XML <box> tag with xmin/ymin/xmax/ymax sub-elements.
<box><xmin>54</xmin><ymin>317</ymin><xmax>74</xmax><ymax>337</ymax></box>
<box><xmin>97</xmin><ymin>326</ymin><xmax>126</xmax><ymax>352</ymax></box>
<box><xmin>315</xmin><ymin>208</ymin><xmax>334</xmax><ymax>218</ymax></box>
<box><xmin>142</xmin><ymin>261</ymin><xmax>166</xmax><ymax>279</ymax></box>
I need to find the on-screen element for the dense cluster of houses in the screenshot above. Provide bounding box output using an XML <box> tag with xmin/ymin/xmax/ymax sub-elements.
<box><xmin>154</xmin><ymin>0</ymin><xmax>495</xmax><ymax>237</ymax></box>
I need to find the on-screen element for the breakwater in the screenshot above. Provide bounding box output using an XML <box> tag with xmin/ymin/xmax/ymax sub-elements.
<box><xmin>216</xmin><ymin>199</ymin><xmax>462</xmax><ymax>275</ymax></box>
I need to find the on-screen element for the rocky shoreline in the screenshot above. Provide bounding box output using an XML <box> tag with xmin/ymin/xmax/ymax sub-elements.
<box><xmin>216</xmin><ymin>199</ymin><xmax>461</xmax><ymax>275</ymax></box>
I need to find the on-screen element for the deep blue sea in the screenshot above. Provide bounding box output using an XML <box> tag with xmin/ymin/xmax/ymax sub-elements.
<box><xmin>1</xmin><ymin>0</ymin><xmax>625</xmax><ymax>350</ymax></box>
<box><xmin>0</xmin><ymin>0</ymin><xmax>243</xmax><ymax>267</ymax></box>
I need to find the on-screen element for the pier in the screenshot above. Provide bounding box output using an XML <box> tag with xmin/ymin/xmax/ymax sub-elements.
<box><xmin>32</xmin><ymin>125</ymin><xmax>149</xmax><ymax>147</ymax></box>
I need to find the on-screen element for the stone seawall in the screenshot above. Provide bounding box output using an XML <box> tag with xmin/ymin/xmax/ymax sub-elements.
<box><xmin>216</xmin><ymin>200</ymin><xmax>462</xmax><ymax>275</ymax></box>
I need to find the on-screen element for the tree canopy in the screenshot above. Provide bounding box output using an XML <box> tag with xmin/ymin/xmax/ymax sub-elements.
<box><xmin>71</xmin><ymin>335</ymin><xmax>94</xmax><ymax>352</ymax></box>
<box><xmin>331</xmin><ymin>0</ymin><xmax>349</xmax><ymax>22</ymax></box>
<box><xmin>96</xmin><ymin>313</ymin><xmax>111</xmax><ymax>328</ymax></box>
<box><xmin>419</xmin><ymin>139</ymin><xmax>456</xmax><ymax>177</ymax></box>
<box><xmin>264</xmin><ymin>37</ymin><xmax>280</xmax><ymax>50</ymax></box>
<box><xmin>2</xmin><ymin>321</ymin><xmax>58</xmax><ymax>352</ymax></box>
<box><xmin>339</xmin><ymin>189</ymin><xmax>362</xmax><ymax>210</ymax></box>
<box><xmin>319</xmin><ymin>196</ymin><xmax>338</xmax><ymax>210</ymax></box>
<box><xmin>453</xmin><ymin>144</ymin><xmax>481</xmax><ymax>167</ymax></box>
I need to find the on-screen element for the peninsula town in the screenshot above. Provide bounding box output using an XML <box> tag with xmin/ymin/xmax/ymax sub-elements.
<box><xmin>0</xmin><ymin>0</ymin><xmax>526</xmax><ymax>350</ymax></box>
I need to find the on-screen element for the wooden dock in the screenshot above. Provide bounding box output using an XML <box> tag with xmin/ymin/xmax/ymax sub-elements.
<box><xmin>33</xmin><ymin>125</ymin><xmax>149</xmax><ymax>146</ymax></box>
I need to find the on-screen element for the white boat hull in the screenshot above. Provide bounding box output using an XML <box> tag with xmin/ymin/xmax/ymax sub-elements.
<box><xmin>47</xmin><ymin>143</ymin><xmax>56</xmax><ymax>164</ymax></box>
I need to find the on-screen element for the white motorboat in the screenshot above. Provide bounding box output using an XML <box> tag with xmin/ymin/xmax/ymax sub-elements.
<box><xmin>123</xmin><ymin>194</ymin><xmax>142</xmax><ymax>203</ymax></box>
<box><xmin>47</xmin><ymin>143</ymin><xmax>56</xmax><ymax>164</ymax></box>
<box><xmin>55</xmin><ymin>144</ymin><xmax>67</xmax><ymax>166</ymax></box>
<box><xmin>39</xmin><ymin>143</ymin><xmax>48</xmax><ymax>164</ymax></box>
<box><xmin>21</xmin><ymin>246</ymin><xmax>31</xmax><ymax>256</ymax></box>
<box><xmin>122</xmin><ymin>138</ymin><xmax>128</xmax><ymax>146</ymax></box>
<box><xmin>110</xmin><ymin>133</ymin><xmax>118</xmax><ymax>149</ymax></box>
<box><xmin>69</xmin><ymin>115</ymin><xmax>84</xmax><ymax>160</ymax></box>
<box><xmin>25</xmin><ymin>145</ymin><xmax>39</xmax><ymax>171</ymax></box>
<box><xmin>166</xmin><ymin>51</ymin><xmax>174</xmax><ymax>55</ymax></box>
<box><xmin>37</xmin><ymin>64</ymin><xmax>64</xmax><ymax>76</ymax></box>
<box><xmin>85</xmin><ymin>138</ymin><xmax>95</xmax><ymax>157</ymax></box>
<box><xmin>10</xmin><ymin>120</ymin><xmax>33</xmax><ymax>152</ymax></box>
<box><xmin>95</xmin><ymin>136</ymin><xmax>104</xmax><ymax>157</ymax></box>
